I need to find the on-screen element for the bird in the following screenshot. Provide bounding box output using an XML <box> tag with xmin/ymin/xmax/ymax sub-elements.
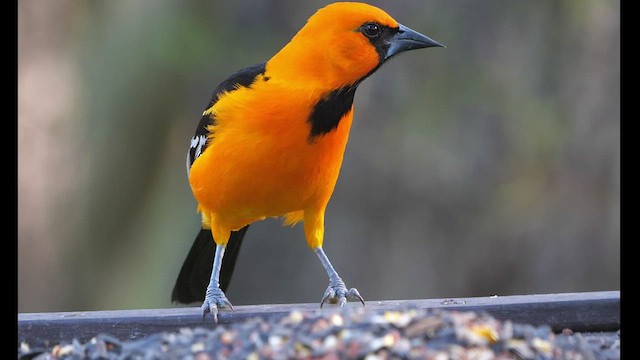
<box><xmin>172</xmin><ymin>1</ymin><xmax>444</xmax><ymax>322</ymax></box>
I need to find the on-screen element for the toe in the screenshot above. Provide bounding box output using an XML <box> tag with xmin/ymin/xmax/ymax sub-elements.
<box><xmin>347</xmin><ymin>288</ymin><xmax>365</xmax><ymax>306</ymax></box>
<box><xmin>220</xmin><ymin>298</ymin><xmax>235</xmax><ymax>311</ymax></box>
<box><xmin>321</xmin><ymin>287</ymin><xmax>337</xmax><ymax>308</ymax></box>
<box><xmin>201</xmin><ymin>300</ymin><xmax>221</xmax><ymax>323</ymax></box>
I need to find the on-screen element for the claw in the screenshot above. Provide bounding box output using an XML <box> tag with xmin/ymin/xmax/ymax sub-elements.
<box><xmin>320</xmin><ymin>287</ymin><xmax>336</xmax><ymax>308</ymax></box>
<box><xmin>347</xmin><ymin>288</ymin><xmax>365</xmax><ymax>306</ymax></box>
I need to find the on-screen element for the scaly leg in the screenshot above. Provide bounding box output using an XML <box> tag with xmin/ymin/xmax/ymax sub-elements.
<box><xmin>314</xmin><ymin>247</ymin><xmax>365</xmax><ymax>307</ymax></box>
<box><xmin>201</xmin><ymin>244</ymin><xmax>234</xmax><ymax>322</ymax></box>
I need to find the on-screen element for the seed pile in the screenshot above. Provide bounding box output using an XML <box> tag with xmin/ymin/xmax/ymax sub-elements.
<box><xmin>18</xmin><ymin>308</ymin><xmax>620</xmax><ymax>359</ymax></box>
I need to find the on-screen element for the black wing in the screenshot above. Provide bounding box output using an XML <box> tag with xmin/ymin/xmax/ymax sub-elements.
<box><xmin>186</xmin><ymin>62</ymin><xmax>267</xmax><ymax>173</ymax></box>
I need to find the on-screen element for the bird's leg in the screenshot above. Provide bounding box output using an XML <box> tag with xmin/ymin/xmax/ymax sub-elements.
<box><xmin>314</xmin><ymin>247</ymin><xmax>365</xmax><ymax>307</ymax></box>
<box><xmin>201</xmin><ymin>244</ymin><xmax>234</xmax><ymax>322</ymax></box>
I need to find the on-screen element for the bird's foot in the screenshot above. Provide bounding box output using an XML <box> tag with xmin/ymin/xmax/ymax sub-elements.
<box><xmin>200</xmin><ymin>287</ymin><xmax>234</xmax><ymax>323</ymax></box>
<box><xmin>320</xmin><ymin>278</ymin><xmax>365</xmax><ymax>308</ymax></box>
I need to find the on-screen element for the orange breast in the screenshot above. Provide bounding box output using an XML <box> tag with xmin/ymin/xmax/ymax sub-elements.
<box><xmin>188</xmin><ymin>78</ymin><xmax>353</xmax><ymax>230</ymax></box>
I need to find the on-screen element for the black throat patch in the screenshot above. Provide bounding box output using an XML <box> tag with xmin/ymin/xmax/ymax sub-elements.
<box><xmin>308</xmin><ymin>85</ymin><xmax>357</xmax><ymax>140</ymax></box>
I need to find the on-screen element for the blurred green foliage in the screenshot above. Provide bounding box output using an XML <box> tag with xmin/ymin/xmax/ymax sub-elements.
<box><xmin>18</xmin><ymin>0</ymin><xmax>619</xmax><ymax>312</ymax></box>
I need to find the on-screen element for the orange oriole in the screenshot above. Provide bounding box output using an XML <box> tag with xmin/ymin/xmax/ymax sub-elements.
<box><xmin>172</xmin><ymin>2</ymin><xmax>443</xmax><ymax>321</ymax></box>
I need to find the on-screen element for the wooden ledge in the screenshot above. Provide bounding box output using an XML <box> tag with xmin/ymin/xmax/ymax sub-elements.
<box><xmin>18</xmin><ymin>291</ymin><xmax>620</xmax><ymax>343</ymax></box>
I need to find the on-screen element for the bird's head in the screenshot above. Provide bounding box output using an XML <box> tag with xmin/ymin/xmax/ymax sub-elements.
<box><xmin>269</xmin><ymin>2</ymin><xmax>444</xmax><ymax>87</ymax></box>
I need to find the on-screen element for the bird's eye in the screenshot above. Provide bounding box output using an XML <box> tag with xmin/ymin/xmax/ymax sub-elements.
<box><xmin>362</xmin><ymin>23</ymin><xmax>381</xmax><ymax>38</ymax></box>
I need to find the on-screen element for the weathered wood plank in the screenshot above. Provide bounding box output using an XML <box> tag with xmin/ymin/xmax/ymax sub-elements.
<box><xmin>18</xmin><ymin>291</ymin><xmax>619</xmax><ymax>343</ymax></box>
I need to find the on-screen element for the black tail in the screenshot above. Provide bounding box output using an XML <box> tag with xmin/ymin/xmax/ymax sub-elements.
<box><xmin>171</xmin><ymin>226</ymin><xmax>249</xmax><ymax>304</ymax></box>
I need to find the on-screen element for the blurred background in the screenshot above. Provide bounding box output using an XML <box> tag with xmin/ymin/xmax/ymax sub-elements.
<box><xmin>18</xmin><ymin>0</ymin><xmax>619</xmax><ymax>313</ymax></box>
